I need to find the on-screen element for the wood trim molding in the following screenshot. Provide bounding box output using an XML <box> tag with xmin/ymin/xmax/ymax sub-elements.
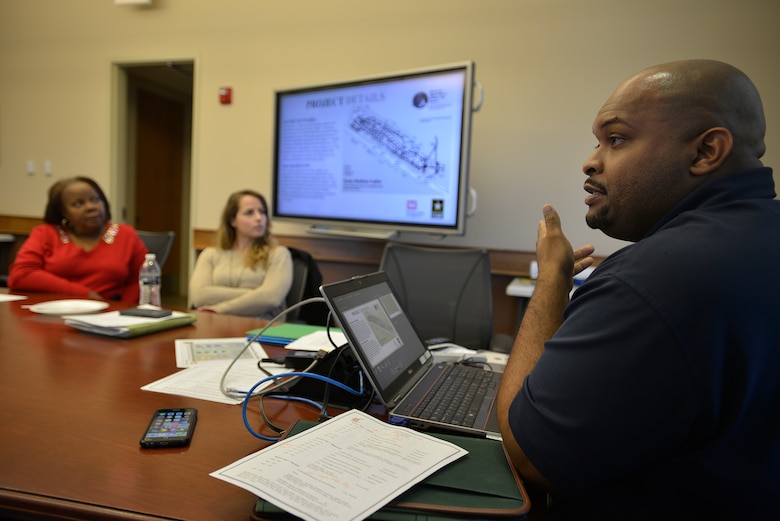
<box><xmin>1</xmin><ymin>216</ymin><xmax>602</xmax><ymax>279</ymax></box>
<box><xmin>0</xmin><ymin>215</ymin><xmax>593</xmax><ymax>279</ymax></box>
<box><xmin>0</xmin><ymin>215</ymin><xmax>42</xmax><ymax>235</ymax></box>
<box><xmin>1</xmin><ymin>214</ymin><xmax>604</xmax><ymax>335</ymax></box>
<box><xmin>195</xmin><ymin>229</ymin><xmax>536</xmax><ymax>277</ymax></box>
<box><xmin>193</xmin><ymin>229</ymin><xmax>535</xmax><ymax>336</ymax></box>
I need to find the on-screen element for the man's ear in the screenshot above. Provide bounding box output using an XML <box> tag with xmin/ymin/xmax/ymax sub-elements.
<box><xmin>690</xmin><ymin>127</ymin><xmax>733</xmax><ymax>176</ymax></box>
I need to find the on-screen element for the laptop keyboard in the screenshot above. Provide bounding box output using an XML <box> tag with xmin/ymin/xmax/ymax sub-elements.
<box><xmin>413</xmin><ymin>365</ymin><xmax>497</xmax><ymax>427</ymax></box>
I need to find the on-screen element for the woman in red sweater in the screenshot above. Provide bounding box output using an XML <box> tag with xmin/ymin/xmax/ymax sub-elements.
<box><xmin>9</xmin><ymin>176</ymin><xmax>147</xmax><ymax>302</ymax></box>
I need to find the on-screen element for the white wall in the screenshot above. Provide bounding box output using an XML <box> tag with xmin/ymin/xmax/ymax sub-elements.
<box><xmin>1</xmin><ymin>0</ymin><xmax>778</xmax><ymax>258</ymax></box>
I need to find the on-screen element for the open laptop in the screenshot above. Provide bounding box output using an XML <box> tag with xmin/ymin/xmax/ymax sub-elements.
<box><xmin>319</xmin><ymin>271</ymin><xmax>503</xmax><ymax>440</ymax></box>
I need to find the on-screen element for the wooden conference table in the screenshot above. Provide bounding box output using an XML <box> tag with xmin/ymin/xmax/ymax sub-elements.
<box><xmin>1</xmin><ymin>290</ymin><xmax>543</xmax><ymax>521</ymax></box>
<box><xmin>0</xmin><ymin>291</ymin><xmax>324</xmax><ymax>521</ymax></box>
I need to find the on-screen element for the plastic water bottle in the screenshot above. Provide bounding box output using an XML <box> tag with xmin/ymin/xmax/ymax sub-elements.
<box><xmin>138</xmin><ymin>253</ymin><xmax>162</xmax><ymax>306</ymax></box>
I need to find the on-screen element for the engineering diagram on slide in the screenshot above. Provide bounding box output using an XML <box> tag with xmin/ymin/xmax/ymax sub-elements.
<box><xmin>349</xmin><ymin>107</ymin><xmax>446</xmax><ymax>190</ymax></box>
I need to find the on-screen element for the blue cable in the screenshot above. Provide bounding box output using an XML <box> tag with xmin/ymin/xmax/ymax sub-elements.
<box><xmin>238</xmin><ymin>371</ymin><xmax>366</xmax><ymax>441</ymax></box>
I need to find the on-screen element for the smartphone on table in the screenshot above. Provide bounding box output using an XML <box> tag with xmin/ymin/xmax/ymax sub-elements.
<box><xmin>120</xmin><ymin>307</ymin><xmax>173</xmax><ymax>318</ymax></box>
<box><xmin>139</xmin><ymin>408</ymin><xmax>197</xmax><ymax>448</ymax></box>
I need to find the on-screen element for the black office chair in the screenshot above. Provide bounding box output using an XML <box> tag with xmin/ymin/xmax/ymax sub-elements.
<box><xmin>0</xmin><ymin>233</ymin><xmax>14</xmax><ymax>288</ymax></box>
<box><xmin>379</xmin><ymin>242</ymin><xmax>511</xmax><ymax>352</ymax></box>
<box><xmin>286</xmin><ymin>247</ymin><xmax>329</xmax><ymax>325</ymax></box>
<box><xmin>285</xmin><ymin>248</ymin><xmax>310</xmax><ymax>322</ymax></box>
<box><xmin>136</xmin><ymin>230</ymin><xmax>176</xmax><ymax>269</ymax></box>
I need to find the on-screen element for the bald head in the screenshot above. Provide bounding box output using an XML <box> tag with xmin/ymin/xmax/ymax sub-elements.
<box><xmin>622</xmin><ymin>59</ymin><xmax>766</xmax><ymax>166</ymax></box>
<box><xmin>583</xmin><ymin>60</ymin><xmax>768</xmax><ymax>242</ymax></box>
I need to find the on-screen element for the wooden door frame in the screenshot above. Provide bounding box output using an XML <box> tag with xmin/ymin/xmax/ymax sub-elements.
<box><xmin>111</xmin><ymin>60</ymin><xmax>195</xmax><ymax>297</ymax></box>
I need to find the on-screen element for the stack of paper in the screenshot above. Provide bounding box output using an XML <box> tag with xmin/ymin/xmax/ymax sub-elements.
<box><xmin>64</xmin><ymin>310</ymin><xmax>196</xmax><ymax>338</ymax></box>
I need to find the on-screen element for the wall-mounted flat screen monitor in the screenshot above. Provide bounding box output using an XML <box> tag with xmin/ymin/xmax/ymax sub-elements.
<box><xmin>272</xmin><ymin>61</ymin><xmax>477</xmax><ymax>239</ymax></box>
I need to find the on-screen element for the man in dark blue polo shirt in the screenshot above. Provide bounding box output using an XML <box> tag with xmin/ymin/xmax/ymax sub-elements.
<box><xmin>497</xmin><ymin>60</ymin><xmax>780</xmax><ymax>520</ymax></box>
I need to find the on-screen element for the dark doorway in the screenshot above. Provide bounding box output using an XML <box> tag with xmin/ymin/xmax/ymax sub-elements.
<box><xmin>119</xmin><ymin>62</ymin><xmax>193</xmax><ymax>300</ymax></box>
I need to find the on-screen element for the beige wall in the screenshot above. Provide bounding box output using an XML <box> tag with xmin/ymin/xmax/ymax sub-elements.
<box><xmin>1</xmin><ymin>0</ymin><xmax>778</xmax><ymax>259</ymax></box>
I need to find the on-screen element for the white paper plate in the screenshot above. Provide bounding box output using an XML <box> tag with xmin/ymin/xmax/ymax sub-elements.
<box><xmin>27</xmin><ymin>299</ymin><xmax>109</xmax><ymax>315</ymax></box>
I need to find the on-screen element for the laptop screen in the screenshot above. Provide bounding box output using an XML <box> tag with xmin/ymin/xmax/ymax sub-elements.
<box><xmin>320</xmin><ymin>272</ymin><xmax>433</xmax><ymax>403</ymax></box>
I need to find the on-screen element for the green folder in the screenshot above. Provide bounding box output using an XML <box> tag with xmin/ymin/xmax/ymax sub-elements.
<box><xmin>246</xmin><ymin>323</ymin><xmax>341</xmax><ymax>345</ymax></box>
<box><xmin>251</xmin><ymin>420</ymin><xmax>530</xmax><ymax>520</ymax></box>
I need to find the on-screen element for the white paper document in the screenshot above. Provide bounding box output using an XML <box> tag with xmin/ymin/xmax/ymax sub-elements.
<box><xmin>210</xmin><ymin>409</ymin><xmax>468</xmax><ymax>521</ymax></box>
<box><xmin>283</xmin><ymin>330</ymin><xmax>347</xmax><ymax>352</ymax></box>
<box><xmin>174</xmin><ymin>337</ymin><xmax>266</xmax><ymax>368</ymax></box>
<box><xmin>141</xmin><ymin>359</ymin><xmax>286</xmax><ymax>405</ymax></box>
<box><xmin>0</xmin><ymin>294</ymin><xmax>27</xmax><ymax>302</ymax></box>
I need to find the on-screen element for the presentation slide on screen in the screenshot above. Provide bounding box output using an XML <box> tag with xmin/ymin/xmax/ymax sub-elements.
<box><xmin>343</xmin><ymin>292</ymin><xmax>409</xmax><ymax>386</ymax></box>
<box><xmin>276</xmin><ymin>71</ymin><xmax>466</xmax><ymax>226</ymax></box>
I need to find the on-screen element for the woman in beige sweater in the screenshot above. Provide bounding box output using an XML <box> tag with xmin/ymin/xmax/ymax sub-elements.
<box><xmin>190</xmin><ymin>189</ymin><xmax>292</xmax><ymax>318</ymax></box>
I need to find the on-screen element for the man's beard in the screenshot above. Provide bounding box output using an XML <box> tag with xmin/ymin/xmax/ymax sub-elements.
<box><xmin>585</xmin><ymin>205</ymin><xmax>608</xmax><ymax>231</ymax></box>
